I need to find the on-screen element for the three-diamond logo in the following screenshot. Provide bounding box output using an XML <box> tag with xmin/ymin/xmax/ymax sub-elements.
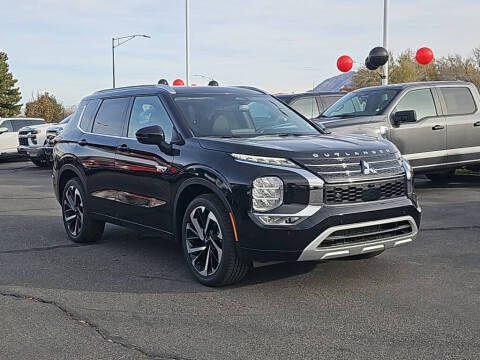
<box><xmin>360</xmin><ymin>160</ymin><xmax>377</xmax><ymax>175</ymax></box>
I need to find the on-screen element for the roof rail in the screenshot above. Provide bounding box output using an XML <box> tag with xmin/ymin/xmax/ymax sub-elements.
<box><xmin>233</xmin><ymin>86</ymin><xmax>268</xmax><ymax>95</ymax></box>
<box><xmin>94</xmin><ymin>84</ymin><xmax>175</xmax><ymax>95</ymax></box>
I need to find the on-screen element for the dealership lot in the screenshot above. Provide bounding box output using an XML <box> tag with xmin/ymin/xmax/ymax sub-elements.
<box><xmin>0</xmin><ymin>161</ymin><xmax>479</xmax><ymax>359</ymax></box>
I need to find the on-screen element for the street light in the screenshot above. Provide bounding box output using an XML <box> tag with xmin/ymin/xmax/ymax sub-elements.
<box><xmin>112</xmin><ymin>34</ymin><xmax>151</xmax><ymax>88</ymax></box>
<box><xmin>382</xmin><ymin>0</ymin><xmax>389</xmax><ymax>85</ymax></box>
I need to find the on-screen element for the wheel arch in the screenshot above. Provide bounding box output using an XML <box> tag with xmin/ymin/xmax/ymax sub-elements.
<box><xmin>57</xmin><ymin>164</ymin><xmax>87</xmax><ymax>201</ymax></box>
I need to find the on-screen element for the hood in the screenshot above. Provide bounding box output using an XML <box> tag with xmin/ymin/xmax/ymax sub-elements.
<box><xmin>198</xmin><ymin>134</ymin><xmax>394</xmax><ymax>159</ymax></box>
<box><xmin>313</xmin><ymin>115</ymin><xmax>384</xmax><ymax>130</ymax></box>
<box><xmin>47</xmin><ymin>124</ymin><xmax>64</xmax><ymax>132</ymax></box>
<box><xmin>19</xmin><ymin>123</ymin><xmax>56</xmax><ymax>132</ymax></box>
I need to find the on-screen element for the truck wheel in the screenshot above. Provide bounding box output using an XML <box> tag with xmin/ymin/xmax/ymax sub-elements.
<box><xmin>62</xmin><ymin>178</ymin><xmax>105</xmax><ymax>243</ymax></box>
<box><xmin>346</xmin><ymin>250</ymin><xmax>384</xmax><ymax>260</ymax></box>
<box><xmin>426</xmin><ymin>169</ymin><xmax>455</xmax><ymax>183</ymax></box>
<box><xmin>182</xmin><ymin>194</ymin><xmax>251</xmax><ymax>286</ymax></box>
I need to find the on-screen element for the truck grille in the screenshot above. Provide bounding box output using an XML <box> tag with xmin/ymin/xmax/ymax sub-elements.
<box><xmin>325</xmin><ymin>178</ymin><xmax>406</xmax><ymax>204</ymax></box>
<box><xmin>18</xmin><ymin>137</ymin><xmax>29</xmax><ymax>146</ymax></box>
<box><xmin>296</xmin><ymin>150</ymin><xmax>404</xmax><ymax>184</ymax></box>
<box><xmin>320</xmin><ymin>220</ymin><xmax>413</xmax><ymax>248</ymax></box>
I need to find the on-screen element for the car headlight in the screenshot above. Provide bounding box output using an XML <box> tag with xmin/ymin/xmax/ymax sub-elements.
<box><xmin>252</xmin><ymin>176</ymin><xmax>283</xmax><ymax>212</ymax></box>
<box><xmin>232</xmin><ymin>153</ymin><xmax>299</xmax><ymax>168</ymax></box>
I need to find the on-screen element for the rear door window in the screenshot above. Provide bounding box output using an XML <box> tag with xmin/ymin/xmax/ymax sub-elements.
<box><xmin>439</xmin><ymin>87</ymin><xmax>476</xmax><ymax>115</ymax></box>
<box><xmin>290</xmin><ymin>97</ymin><xmax>320</xmax><ymax>119</ymax></box>
<box><xmin>395</xmin><ymin>89</ymin><xmax>437</xmax><ymax>121</ymax></box>
<box><xmin>79</xmin><ymin>99</ymin><xmax>101</xmax><ymax>132</ymax></box>
<box><xmin>92</xmin><ymin>97</ymin><xmax>129</xmax><ymax>136</ymax></box>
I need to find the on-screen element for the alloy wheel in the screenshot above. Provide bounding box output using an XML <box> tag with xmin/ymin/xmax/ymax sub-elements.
<box><xmin>63</xmin><ymin>185</ymin><xmax>84</xmax><ymax>236</ymax></box>
<box><xmin>185</xmin><ymin>206</ymin><xmax>223</xmax><ymax>277</ymax></box>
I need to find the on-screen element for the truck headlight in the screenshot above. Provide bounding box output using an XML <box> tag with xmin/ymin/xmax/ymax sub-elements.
<box><xmin>252</xmin><ymin>176</ymin><xmax>283</xmax><ymax>212</ymax></box>
<box><xmin>402</xmin><ymin>158</ymin><xmax>414</xmax><ymax>195</ymax></box>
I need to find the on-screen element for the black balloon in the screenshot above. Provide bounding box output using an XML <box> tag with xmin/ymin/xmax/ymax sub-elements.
<box><xmin>365</xmin><ymin>57</ymin><xmax>379</xmax><ymax>70</ymax></box>
<box><xmin>158</xmin><ymin>79</ymin><xmax>169</xmax><ymax>85</ymax></box>
<box><xmin>368</xmin><ymin>47</ymin><xmax>389</xmax><ymax>67</ymax></box>
<box><xmin>208</xmin><ymin>80</ymin><xmax>219</xmax><ymax>86</ymax></box>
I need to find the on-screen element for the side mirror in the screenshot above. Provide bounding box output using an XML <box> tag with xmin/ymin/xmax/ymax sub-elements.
<box><xmin>0</xmin><ymin>127</ymin><xmax>9</xmax><ymax>134</ymax></box>
<box><xmin>393</xmin><ymin>110</ymin><xmax>417</xmax><ymax>124</ymax></box>
<box><xmin>135</xmin><ymin>125</ymin><xmax>165</xmax><ymax>145</ymax></box>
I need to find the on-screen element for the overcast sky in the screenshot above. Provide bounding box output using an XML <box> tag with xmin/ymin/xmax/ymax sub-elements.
<box><xmin>1</xmin><ymin>0</ymin><xmax>479</xmax><ymax>105</ymax></box>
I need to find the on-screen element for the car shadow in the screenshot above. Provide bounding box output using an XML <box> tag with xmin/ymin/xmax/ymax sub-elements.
<box><xmin>415</xmin><ymin>174</ymin><xmax>480</xmax><ymax>189</ymax></box>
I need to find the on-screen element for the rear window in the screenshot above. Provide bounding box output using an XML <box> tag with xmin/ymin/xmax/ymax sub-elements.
<box><xmin>92</xmin><ymin>97</ymin><xmax>129</xmax><ymax>136</ymax></box>
<box><xmin>79</xmin><ymin>99</ymin><xmax>101</xmax><ymax>132</ymax></box>
<box><xmin>440</xmin><ymin>87</ymin><xmax>476</xmax><ymax>115</ymax></box>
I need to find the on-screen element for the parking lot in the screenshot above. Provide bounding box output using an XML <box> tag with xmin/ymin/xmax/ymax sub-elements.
<box><xmin>0</xmin><ymin>160</ymin><xmax>478</xmax><ymax>359</ymax></box>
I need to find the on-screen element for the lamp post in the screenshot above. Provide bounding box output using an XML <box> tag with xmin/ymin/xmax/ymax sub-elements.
<box><xmin>185</xmin><ymin>0</ymin><xmax>190</xmax><ymax>86</ymax></box>
<box><xmin>382</xmin><ymin>0</ymin><xmax>389</xmax><ymax>85</ymax></box>
<box><xmin>112</xmin><ymin>34</ymin><xmax>151</xmax><ymax>88</ymax></box>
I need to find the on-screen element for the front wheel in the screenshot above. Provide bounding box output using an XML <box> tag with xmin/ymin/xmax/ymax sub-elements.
<box><xmin>182</xmin><ymin>194</ymin><xmax>251</xmax><ymax>286</ymax></box>
<box><xmin>62</xmin><ymin>178</ymin><xmax>105</xmax><ymax>243</ymax></box>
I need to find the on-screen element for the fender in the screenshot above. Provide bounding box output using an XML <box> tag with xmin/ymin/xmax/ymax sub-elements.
<box><xmin>57</xmin><ymin>158</ymin><xmax>88</xmax><ymax>194</ymax></box>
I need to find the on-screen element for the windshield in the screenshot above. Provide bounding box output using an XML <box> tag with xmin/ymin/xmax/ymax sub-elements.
<box><xmin>174</xmin><ymin>94</ymin><xmax>320</xmax><ymax>137</ymax></box>
<box><xmin>322</xmin><ymin>88</ymin><xmax>400</xmax><ymax>118</ymax></box>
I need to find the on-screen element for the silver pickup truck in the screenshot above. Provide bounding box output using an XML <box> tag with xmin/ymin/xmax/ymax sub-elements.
<box><xmin>315</xmin><ymin>81</ymin><xmax>480</xmax><ymax>181</ymax></box>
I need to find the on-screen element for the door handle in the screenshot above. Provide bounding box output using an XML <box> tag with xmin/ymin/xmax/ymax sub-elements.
<box><xmin>431</xmin><ymin>125</ymin><xmax>444</xmax><ymax>131</ymax></box>
<box><xmin>78</xmin><ymin>139</ymin><xmax>88</xmax><ymax>146</ymax></box>
<box><xmin>117</xmin><ymin>144</ymin><xmax>130</xmax><ymax>152</ymax></box>
<box><xmin>474</xmin><ymin>121</ymin><xmax>480</xmax><ymax>127</ymax></box>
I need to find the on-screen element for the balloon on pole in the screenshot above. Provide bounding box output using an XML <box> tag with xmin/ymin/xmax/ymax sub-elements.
<box><xmin>337</xmin><ymin>55</ymin><xmax>353</xmax><ymax>72</ymax></box>
<box><xmin>416</xmin><ymin>47</ymin><xmax>434</xmax><ymax>65</ymax></box>
<box><xmin>173</xmin><ymin>78</ymin><xmax>185</xmax><ymax>86</ymax></box>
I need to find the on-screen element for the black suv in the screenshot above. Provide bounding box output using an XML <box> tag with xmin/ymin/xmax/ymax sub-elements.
<box><xmin>53</xmin><ymin>85</ymin><xmax>421</xmax><ymax>286</ymax></box>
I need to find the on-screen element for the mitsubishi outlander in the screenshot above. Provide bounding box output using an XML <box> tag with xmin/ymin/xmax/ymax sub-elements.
<box><xmin>53</xmin><ymin>85</ymin><xmax>421</xmax><ymax>286</ymax></box>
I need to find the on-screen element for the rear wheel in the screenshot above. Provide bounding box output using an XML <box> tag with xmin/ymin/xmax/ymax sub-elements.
<box><xmin>182</xmin><ymin>194</ymin><xmax>250</xmax><ymax>286</ymax></box>
<box><xmin>425</xmin><ymin>169</ymin><xmax>455</xmax><ymax>183</ymax></box>
<box><xmin>62</xmin><ymin>178</ymin><xmax>104</xmax><ymax>243</ymax></box>
<box><xmin>346</xmin><ymin>250</ymin><xmax>384</xmax><ymax>260</ymax></box>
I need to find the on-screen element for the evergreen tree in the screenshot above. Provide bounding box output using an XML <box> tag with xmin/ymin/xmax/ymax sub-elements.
<box><xmin>0</xmin><ymin>52</ymin><xmax>22</xmax><ymax>117</ymax></box>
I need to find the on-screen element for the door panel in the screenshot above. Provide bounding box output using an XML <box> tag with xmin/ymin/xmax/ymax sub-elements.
<box><xmin>389</xmin><ymin>88</ymin><xmax>447</xmax><ymax>168</ymax></box>
<box><xmin>114</xmin><ymin>95</ymin><xmax>175</xmax><ymax>233</ymax></box>
<box><xmin>438</xmin><ymin>87</ymin><xmax>480</xmax><ymax>164</ymax></box>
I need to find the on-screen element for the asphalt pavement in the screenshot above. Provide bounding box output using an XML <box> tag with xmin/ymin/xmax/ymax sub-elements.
<box><xmin>0</xmin><ymin>161</ymin><xmax>479</xmax><ymax>359</ymax></box>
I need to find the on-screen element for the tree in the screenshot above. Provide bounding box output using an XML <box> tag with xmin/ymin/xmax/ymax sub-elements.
<box><xmin>0</xmin><ymin>52</ymin><xmax>22</xmax><ymax>117</ymax></box>
<box><xmin>25</xmin><ymin>92</ymin><xmax>71</xmax><ymax>123</ymax></box>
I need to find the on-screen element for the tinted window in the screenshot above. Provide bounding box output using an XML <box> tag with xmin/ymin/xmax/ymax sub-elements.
<box><xmin>395</xmin><ymin>89</ymin><xmax>437</xmax><ymax>121</ymax></box>
<box><xmin>321</xmin><ymin>95</ymin><xmax>343</xmax><ymax>110</ymax></box>
<box><xmin>323</xmin><ymin>89</ymin><xmax>400</xmax><ymax>118</ymax></box>
<box><xmin>175</xmin><ymin>94</ymin><xmax>319</xmax><ymax>137</ymax></box>
<box><xmin>92</xmin><ymin>98</ymin><xmax>129</xmax><ymax>136</ymax></box>
<box><xmin>12</xmin><ymin>120</ymin><xmax>28</xmax><ymax>131</ymax></box>
<box><xmin>290</xmin><ymin>97</ymin><xmax>319</xmax><ymax>119</ymax></box>
<box><xmin>0</xmin><ymin>120</ymin><xmax>13</xmax><ymax>132</ymax></box>
<box><xmin>79</xmin><ymin>99</ymin><xmax>101</xmax><ymax>132</ymax></box>
<box><xmin>128</xmin><ymin>96</ymin><xmax>174</xmax><ymax>141</ymax></box>
<box><xmin>440</xmin><ymin>87</ymin><xmax>476</xmax><ymax>115</ymax></box>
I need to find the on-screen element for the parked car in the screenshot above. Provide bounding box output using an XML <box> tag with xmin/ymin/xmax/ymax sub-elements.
<box><xmin>0</xmin><ymin>118</ymin><xmax>45</xmax><ymax>159</ymax></box>
<box><xmin>44</xmin><ymin>115</ymin><xmax>73</xmax><ymax>163</ymax></box>
<box><xmin>276</xmin><ymin>92</ymin><xmax>345</xmax><ymax>119</ymax></box>
<box><xmin>17</xmin><ymin>121</ymin><xmax>58</xmax><ymax>167</ymax></box>
<box><xmin>315</xmin><ymin>81</ymin><xmax>480</xmax><ymax>182</ymax></box>
<box><xmin>53</xmin><ymin>85</ymin><xmax>421</xmax><ymax>286</ymax></box>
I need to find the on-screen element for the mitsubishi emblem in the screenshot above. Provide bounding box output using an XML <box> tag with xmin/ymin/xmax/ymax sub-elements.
<box><xmin>360</xmin><ymin>160</ymin><xmax>377</xmax><ymax>175</ymax></box>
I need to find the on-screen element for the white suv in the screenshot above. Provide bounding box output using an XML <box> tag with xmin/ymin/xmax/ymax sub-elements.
<box><xmin>0</xmin><ymin>118</ymin><xmax>45</xmax><ymax>159</ymax></box>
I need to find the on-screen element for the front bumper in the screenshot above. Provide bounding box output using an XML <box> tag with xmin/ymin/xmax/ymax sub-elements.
<box><xmin>17</xmin><ymin>145</ymin><xmax>50</xmax><ymax>159</ymax></box>
<box><xmin>237</xmin><ymin>196</ymin><xmax>421</xmax><ymax>262</ymax></box>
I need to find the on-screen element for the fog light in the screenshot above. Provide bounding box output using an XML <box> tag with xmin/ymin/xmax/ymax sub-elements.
<box><xmin>252</xmin><ymin>176</ymin><xmax>283</xmax><ymax>212</ymax></box>
<box><xmin>257</xmin><ymin>215</ymin><xmax>303</xmax><ymax>226</ymax></box>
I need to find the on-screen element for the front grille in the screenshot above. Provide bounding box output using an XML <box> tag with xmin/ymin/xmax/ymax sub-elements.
<box><xmin>18</xmin><ymin>137</ymin><xmax>29</xmax><ymax>146</ymax></box>
<box><xmin>325</xmin><ymin>178</ymin><xmax>406</xmax><ymax>204</ymax></box>
<box><xmin>295</xmin><ymin>150</ymin><xmax>404</xmax><ymax>184</ymax></box>
<box><xmin>320</xmin><ymin>220</ymin><xmax>413</xmax><ymax>248</ymax></box>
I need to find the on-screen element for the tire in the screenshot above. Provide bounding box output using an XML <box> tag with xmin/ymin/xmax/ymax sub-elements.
<box><xmin>31</xmin><ymin>158</ymin><xmax>48</xmax><ymax>167</ymax></box>
<box><xmin>181</xmin><ymin>194</ymin><xmax>251</xmax><ymax>286</ymax></box>
<box><xmin>62</xmin><ymin>178</ymin><xmax>105</xmax><ymax>243</ymax></box>
<box><xmin>425</xmin><ymin>169</ymin><xmax>455</xmax><ymax>183</ymax></box>
<box><xmin>346</xmin><ymin>250</ymin><xmax>384</xmax><ymax>260</ymax></box>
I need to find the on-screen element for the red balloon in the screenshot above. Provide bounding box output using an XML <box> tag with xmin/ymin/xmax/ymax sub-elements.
<box><xmin>416</xmin><ymin>47</ymin><xmax>434</xmax><ymax>65</ymax></box>
<box><xmin>337</xmin><ymin>55</ymin><xmax>353</xmax><ymax>72</ymax></box>
<box><xmin>173</xmin><ymin>78</ymin><xmax>185</xmax><ymax>86</ymax></box>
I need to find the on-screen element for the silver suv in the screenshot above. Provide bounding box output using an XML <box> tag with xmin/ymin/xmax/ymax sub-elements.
<box><xmin>316</xmin><ymin>81</ymin><xmax>480</xmax><ymax>181</ymax></box>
